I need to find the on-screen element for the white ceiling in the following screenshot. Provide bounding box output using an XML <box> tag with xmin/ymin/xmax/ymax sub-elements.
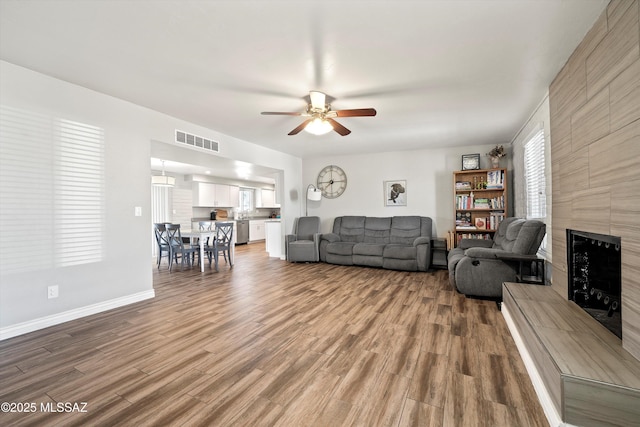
<box><xmin>0</xmin><ymin>0</ymin><xmax>607</xmax><ymax>171</ymax></box>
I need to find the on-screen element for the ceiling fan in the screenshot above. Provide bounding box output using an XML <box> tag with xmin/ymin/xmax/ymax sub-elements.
<box><xmin>261</xmin><ymin>91</ymin><xmax>377</xmax><ymax>136</ymax></box>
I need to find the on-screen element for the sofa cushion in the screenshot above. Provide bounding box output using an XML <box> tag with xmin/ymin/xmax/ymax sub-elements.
<box><xmin>364</xmin><ymin>217</ymin><xmax>392</xmax><ymax>243</ymax></box>
<box><xmin>335</xmin><ymin>216</ymin><xmax>365</xmax><ymax>243</ymax></box>
<box><xmin>492</xmin><ymin>217</ymin><xmax>522</xmax><ymax>249</ymax></box>
<box><xmin>326</xmin><ymin>253</ymin><xmax>354</xmax><ymax>265</ymax></box>
<box><xmin>353</xmin><ymin>243</ymin><xmax>386</xmax><ymax>256</ymax></box>
<box><xmin>390</xmin><ymin>216</ymin><xmax>422</xmax><ymax>245</ymax></box>
<box><xmin>383</xmin><ymin>244</ymin><xmax>417</xmax><ymax>259</ymax></box>
<box><xmin>353</xmin><ymin>254</ymin><xmax>384</xmax><ymax>268</ymax></box>
<box><xmin>495</xmin><ymin>219</ymin><xmax>525</xmax><ymax>252</ymax></box>
<box><xmin>326</xmin><ymin>242</ymin><xmax>356</xmax><ymax>256</ymax></box>
<box><xmin>511</xmin><ymin>220</ymin><xmax>546</xmax><ymax>255</ymax></box>
<box><xmin>383</xmin><ymin>258</ymin><xmax>417</xmax><ymax>271</ymax></box>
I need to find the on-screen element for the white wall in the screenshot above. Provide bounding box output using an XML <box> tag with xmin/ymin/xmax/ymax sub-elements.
<box><xmin>0</xmin><ymin>60</ymin><xmax>302</xmax><ymax>337</ymax></box>
<box><xmin>303</xmin><ymin>144</ymin><xmax>504</xmax><ymax>237</ymax></box>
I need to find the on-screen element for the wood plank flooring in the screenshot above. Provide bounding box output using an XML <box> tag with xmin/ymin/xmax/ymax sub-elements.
<box><xmin>0</xmin><ymin>243</ymin><xmax>547</xmax><ymax>426</ymax></box>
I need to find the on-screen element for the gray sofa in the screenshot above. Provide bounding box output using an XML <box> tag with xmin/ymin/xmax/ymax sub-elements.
<box><xmin>448</xmin><ymin>217</ymin><xmax>546</xmax><ymax>298</ymax></box>
<box><xmin>319</xmin><ymin>216</ymin><xmax>433</xmax><ymax>271</ymax></box>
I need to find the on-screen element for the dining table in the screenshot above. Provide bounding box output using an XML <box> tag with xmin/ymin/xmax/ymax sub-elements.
<box><xmin>180</xmin><ymin>229</ymin><xmax>215</xmax><ymax>273</ymax></box>
<box><xmin>180</xmin><ymin>227</ymin><xmax>235</xmax><ymax>272</ymax></box>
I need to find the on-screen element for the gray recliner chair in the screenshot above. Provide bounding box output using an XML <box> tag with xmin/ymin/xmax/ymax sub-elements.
<box><xmin>448</xmin><ymin>217</ymin><xmax>546</xmax><ymax>298</ymax></box>
<box><xmin>286</xmin><ymin>216</ymin><xmax>321</xmax><ymax>262</ymax></box>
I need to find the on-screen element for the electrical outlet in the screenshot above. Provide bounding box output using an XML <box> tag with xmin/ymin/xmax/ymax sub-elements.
<box><xmin>48</xmin><ymin>285</ymin><xmax>59</xmax><ymax>299</ymax></box>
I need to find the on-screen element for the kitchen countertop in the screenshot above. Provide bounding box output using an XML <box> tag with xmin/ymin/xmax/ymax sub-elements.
<box><xmin>191</xmin><ymin>216</ymin><xmax>277</xmax><ymax>222</ymax></box>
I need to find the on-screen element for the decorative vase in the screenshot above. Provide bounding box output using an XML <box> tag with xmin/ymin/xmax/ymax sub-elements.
<box><xmin>490</xmin><ymin>156</ymin><xmax>500</xmax><ymax>168</ymax></box>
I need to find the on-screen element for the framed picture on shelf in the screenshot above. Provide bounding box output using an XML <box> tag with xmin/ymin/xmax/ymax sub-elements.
<box><xmin>384</xmin><ymin>180</ymin><xmax>407</xmax><ymax>206</ymax></box>
<box><xmin>475</xmin><ymin>217</ymin><xmax>487</xmax><ymax>230</ymax></box>
<box><xmin>461</xmin><ymin>153</ymin><xmax>480</xmax><ymax>170</ymax></box>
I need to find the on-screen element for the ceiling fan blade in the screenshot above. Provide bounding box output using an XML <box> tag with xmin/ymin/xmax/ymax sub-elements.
<box><xmin>309</xmin><ymin>91</ymin><xmax>326</xmax><ymax>110</ymax></box>
<box><xmin>335</xmin><ymin>108</ymin><xmax>377</xmax><ymax>117</ymax></box>
<box><xmin>288</xmin><ymin>119</ymin><xmax>312</xmax><ymax>135</ymax></box>
<box><xmin>261</xmin><ymin>111</ymin><xmax>302</xmax><ymax>116</ymax></box>
<box><xmin>327</xmin><ymin>118</ymin><xmax>351</xmax><ymax>136</ymax></box>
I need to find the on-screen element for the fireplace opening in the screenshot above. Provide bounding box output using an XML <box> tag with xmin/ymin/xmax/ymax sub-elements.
<box><xmin>567</xmin><ymin>229</ymin><xmax>621</xmax><ymax>339</ymax></box>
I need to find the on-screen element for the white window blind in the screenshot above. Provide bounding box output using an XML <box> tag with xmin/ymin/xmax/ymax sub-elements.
<box><xmin>524</xmin><ymin>129</ymin><xmax>546</xmax><ymax>219</ymax></box>
<box><xmin>54</xmin><ymin>119</ymin><xmax>105</xmax><ymax>267</ymax></box>
<box><xmin>0</xmin><ymin>105</ymin><xmax>105</xmax><ymax>274</ymax></box>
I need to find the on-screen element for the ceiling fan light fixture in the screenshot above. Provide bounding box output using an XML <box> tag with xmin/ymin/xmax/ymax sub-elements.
<box><xmin>309</xmin><ymin>91</ymin><xmax>326</xmax><ymax>110</ymax></box>
<box><xmin>304</xmin><ymin>118</ymin><xmax>332</xmax><ymax>135</ymax></box>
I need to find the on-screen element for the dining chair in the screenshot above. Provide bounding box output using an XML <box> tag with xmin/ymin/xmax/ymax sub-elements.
<box><xmin>207</xmin><ymin>222</ymin><xmax>234</xmax><ymax>272</ymax></box>
<box><xmin>166</xmin><ymin>223</ymin><xmax>199</xmax><ymax>271</ymax></box>
<box><xmin>154</xmin><ymin>223</ymin><xmax>171</xmax><ymax>269</ymax></box>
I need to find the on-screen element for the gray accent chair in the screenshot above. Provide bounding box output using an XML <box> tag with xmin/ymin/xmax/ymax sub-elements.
<box><xmin>448</xmin><ymin>217</ymin><xmax>546</xmax><ymax>298</ymax></box>
<box><xmin>319</xmin><ymin>216</ymin><xmax>433</xmax><ymax>271</ymax></box>
<box><xmin>286</xmin><ymin>216</ymin><xmax>321</xmax><ymax>262</ymax></box>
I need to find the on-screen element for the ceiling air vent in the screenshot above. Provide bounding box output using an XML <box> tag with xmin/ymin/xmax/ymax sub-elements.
<box><xmin>175</xmin><ymin>130</ymin><xmax>219</xmax><ymax>153</ymax></box>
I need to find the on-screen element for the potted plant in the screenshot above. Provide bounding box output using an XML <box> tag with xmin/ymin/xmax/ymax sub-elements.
<box><xmin>487</xmin><ymin>145</ymin><xmax>506</xmax><ymax>168</ymax></box>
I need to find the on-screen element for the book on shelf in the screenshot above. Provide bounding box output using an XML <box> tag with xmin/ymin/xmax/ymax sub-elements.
<box><xmin>457</xmin><ymin>233</ymin><xmax>493</xmax><ymax>243</ymax></box>
<box><xmin>489</xmin><ymin>211</ymin><xmax>505</xmax><ymax>230</ymax></box>
<box><xmin>457</xmin><ymin>225</ymin><xmax>476</xmax><ymax>230</ymax></box>
<box><xmin>456</xmin><ymin>194</ymin><xmax>474</xmax><ymax>209</ymax></box>
<box><xmin>475</xmin><ymin>217</ymin><xmax>487</xmax><ymax>230</ymax></box>
<box><xmin>455</xmin><ymin>181</ymin><xmax>472</xmax><ymax>190</ymax></box>
<box><xmin>474</xmin><ymin>197</ymin><xmax>490</xmax><ymax>209</ymax></box>
<box><xmin>486</xmin><ymin>170</ymin><xmax>504</xmax><ymax>189</ymax></box>
<box><xmin>455</xmin><ymin>211</ymin><xmax>472</xmax><ymax>227</ymax></box>
<box><xmin>489</xmin><ymin>196</ymin><xmax>505</xmax><ymax>209</ymax></box>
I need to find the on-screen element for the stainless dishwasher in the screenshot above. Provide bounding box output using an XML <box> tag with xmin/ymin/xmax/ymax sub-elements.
<box><xmin>235</xmin><ymin>220</ymin><xmax>249</xmax><ymax>245</ymax></box>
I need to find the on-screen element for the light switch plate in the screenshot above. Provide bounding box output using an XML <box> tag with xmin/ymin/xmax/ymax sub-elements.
<box><xmin>134</xmin><ymin>206</ymin><xmax>142</xmax><ymax>216</ymax></box>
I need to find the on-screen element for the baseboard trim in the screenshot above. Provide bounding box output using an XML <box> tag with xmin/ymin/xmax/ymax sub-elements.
<box><xmin>0</xmin><ymin>290</ymin><xmax>155</xmax><ymax>341</ymax></box>
<box><xmin>502</xmin><ymin>304</ymin><xmax>568</xmax><ymax>427</ymax></box>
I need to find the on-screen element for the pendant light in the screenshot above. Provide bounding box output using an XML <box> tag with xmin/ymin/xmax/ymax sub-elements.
<box><xmin>151</xmin><ymin>160</ymin><xmax>175</xmax><ymax>187</ymax></box>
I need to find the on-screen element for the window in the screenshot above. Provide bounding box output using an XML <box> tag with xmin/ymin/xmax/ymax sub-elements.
<box><xmin>524</xmin><ymin>129</ymin><xmax>546</xmax><ymax>219</ymax></box>
<box><xmin>239</xmin><ymin>188</ymin><xmax>254</xmax><ymax>213</ymax></box>
<box><xmin>0</xmin><ymin>105</ymin><xmax>105</xmax><ymax>273</ymax></box>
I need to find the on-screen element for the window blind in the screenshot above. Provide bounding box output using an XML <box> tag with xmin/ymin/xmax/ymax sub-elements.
<box><xmin>524</xmin><ymin>129</ymin><xmax>546</xmax><ymax>219</ymax></box>
<box><xmin>0</xmin><ymin>105</ymin><xmax>105</xmax><ymax>273</ymax></box>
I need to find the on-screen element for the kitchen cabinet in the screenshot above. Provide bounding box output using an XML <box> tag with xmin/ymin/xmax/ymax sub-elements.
<box><xmin>257</xmin><ymin>189</ymin><xmax>280</xmax><ymax>207</ymax></box>
<box><xmin>249</xmin><ymin>219</ymin><xmax>266</xmax><ymax>241</ymax></box>
<box><xmin>229</xmin><ymin>185</ymin><xmax>239</xmax><ymax>208</ymax></box>
<box><xmin>193</xmin><ymin>183</ymin><xmax>239</xmax><ymax>207</ymax></box>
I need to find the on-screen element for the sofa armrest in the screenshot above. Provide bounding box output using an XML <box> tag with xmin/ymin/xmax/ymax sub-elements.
<box><xmin>458</xmin><ymin>238</ymin><xmax>494</xmax><ymax>249</ymax></box>
<box><xmin>464</xmin><ymin>247</ymin><xmax>512</xmax><ymax>259</ymax></box>
<box><xmin>413</xmin><ymin>236</ymin><xmax>431</xmax><ymax>247</ymax></box>
<box><xmin>494</xmin><ymin>252</ymin><xmax>541</xmax><ymax>262</ymax></box>
<box><xmin>285</xmin><ymin>234</ymin><xmax>296</xmax><ymax>243</ymax></box>
<box><xmin>321</xmin><ymin>233</ymin><xmax>341</xmax><ymax>243</ymax></box>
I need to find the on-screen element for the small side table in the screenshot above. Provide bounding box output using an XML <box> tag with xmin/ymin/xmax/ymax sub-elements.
<box><xmin>431</xmin><ymin>238</ymin><xmax>448</xmax><ymax>270</ymax></box>
<box><xmin>516</xmin><ymin>255</ymin><xmax>545</xmax><ymax>285</ymax></box>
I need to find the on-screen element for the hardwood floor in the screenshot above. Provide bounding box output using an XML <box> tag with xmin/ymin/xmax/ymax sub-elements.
<box><xmin>0</xmin><ymin>243</ymin><xmax>547</xmax><ymax>426</ymax></box>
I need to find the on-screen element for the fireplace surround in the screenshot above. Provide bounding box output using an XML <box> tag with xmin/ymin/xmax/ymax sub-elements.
<box><xmin>567</xmin><ymin>229</ymin><xmax>621</xmax><ymax>339</ymax></box>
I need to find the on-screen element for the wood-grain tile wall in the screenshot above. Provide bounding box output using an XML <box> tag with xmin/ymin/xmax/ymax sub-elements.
<box><xmin>549</xmin><ymin>0</ymin><xmax>640</xmax><ymax>360</ymax></box>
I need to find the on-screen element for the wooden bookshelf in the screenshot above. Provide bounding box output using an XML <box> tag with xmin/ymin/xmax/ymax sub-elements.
<box><xmin>453</xmin><ymin>168</ymin><xmax>507</xmax><ymax>247</ymax></box>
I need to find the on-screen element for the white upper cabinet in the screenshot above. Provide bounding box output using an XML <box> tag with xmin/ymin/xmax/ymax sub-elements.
<box><xmin>193</xmin><ymin>183</ymin><xmax>240</xmax><ymax>207</ymax></box>
<box><xmin>258</xmin><ymin>189</ymin><xmax>279</xmax><ymax>207</ymax></box>
<box><xmin>229</xmin><ymin>185</ymin><xmax>239</xmax><ymax>208</ymax></box>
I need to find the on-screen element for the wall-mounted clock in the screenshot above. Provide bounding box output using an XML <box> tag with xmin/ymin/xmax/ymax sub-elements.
<box><xmin>317</xmin><ymin>165</ymin><xmax>347</xmax><ymax>199</ymax></box>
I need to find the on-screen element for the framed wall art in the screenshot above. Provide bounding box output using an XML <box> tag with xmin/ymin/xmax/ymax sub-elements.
<box><xmin>461</xmin><ymin>153</ymin><xmax>480</xmax><ymax>170</ymax></box>
<box><xmin>384</xmin><ymin>180</ymin><xmax>407</xmax><ymax>206</ymax></box>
